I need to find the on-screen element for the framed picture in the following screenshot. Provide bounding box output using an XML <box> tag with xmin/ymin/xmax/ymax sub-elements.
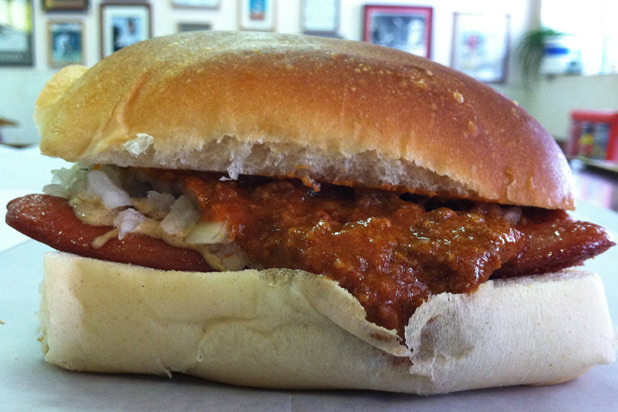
<box><xmin>100</xmin><ymin>2</ymin><xmax>151</xmax><ymax>58</ymax></box>
<box><xmin>363</xmin><ymin>5</ymin><xmax>433</xmax><ymax>58</ymax></box>
<box><xmin>48</xmin><ymin>21</ymin><xmax>83</xmax><ymax>67</ymax></box>
<box><xmin>301</xmin><ymin>0</ymin><xmax>339</xmax><ymax>36</ymax></box>
<box><xmin>238</xmin><ymin>0</ymin><xmax>276</xmax><ymax>31</ymax></box>
<box><xmin>178</xmin><ymin>22</ymin><xmax>212</xmax><ymax>33</ymax></box>
<box><xmin>42</xmin><ymin>0</ymin><xmax>88</xmax><ymax>12</ymax></box>
<box><xmin>451</xmin><ymin>13</ymin><xmax>510</xmax><ymax>83</ymax></box>
<box><xmin>172</xmin><ymin>0</ymin><xmax>219</xmax><ymax>9</ymax></box>
<box><xmin>0</xmin><ymin>0</ymin><xmax>34</xmax><ymax>66</ymax></box>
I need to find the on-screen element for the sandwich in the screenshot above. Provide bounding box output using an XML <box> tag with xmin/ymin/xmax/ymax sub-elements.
<box><xmin>5</xmin><ymin>31</ymin><xmax>616</xmax><ymax>394</ymax></box>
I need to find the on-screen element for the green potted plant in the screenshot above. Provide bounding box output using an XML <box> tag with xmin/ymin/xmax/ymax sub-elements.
<box><xmin>516</xmin><ymin>27</ymin><xmax>563</xmax><ymax>86</ymax></box>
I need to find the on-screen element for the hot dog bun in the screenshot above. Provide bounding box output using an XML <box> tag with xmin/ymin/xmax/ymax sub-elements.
<box><xmin>35</xmin><ymin>31</ymin><xmax>572</xmax><ymax>209</ymax></box>
<box><xmin>40</xmin><ymin>252</ymin><xmax>614</xmax><ymax>394</ymax></box>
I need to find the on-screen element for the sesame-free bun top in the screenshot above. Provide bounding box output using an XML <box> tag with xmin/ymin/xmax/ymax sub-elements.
<box><xmin>35</xmin><ymin>31</ymin><xmax>574</xmax><ymax>209</ymax></box>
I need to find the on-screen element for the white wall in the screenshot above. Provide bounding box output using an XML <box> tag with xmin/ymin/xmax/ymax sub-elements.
<box><xmin>523</xmin><ymin>75</ymin><xmax>618</xmax><ymax>139</ymax></box>
<box><xmin>2</xmin><ymin>0</ymin><xmax>614</xmax><ymax>146</ymax></box>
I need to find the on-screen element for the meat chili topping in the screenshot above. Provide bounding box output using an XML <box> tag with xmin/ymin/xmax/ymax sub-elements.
<box><xmin>183</xmin><ymin>173</ymin><xmax>613</xmax><ymax>336</ymax></box>
<box><xmin>6</xmin><ymin>169</ymin><xmax>614</xmax><ymax>337</ymax></box>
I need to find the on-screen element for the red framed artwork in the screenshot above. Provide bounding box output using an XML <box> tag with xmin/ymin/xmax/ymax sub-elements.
<box><xmin>363</xmin><ymin>5</ymin><xmax>433</xmax><ymax>58</ymax></box>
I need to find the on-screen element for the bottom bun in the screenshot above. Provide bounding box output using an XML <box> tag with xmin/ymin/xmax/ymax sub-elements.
<box><xmin>40</xmin><ymin>252</ymin><xmax>616</xmax><ymax>394</ymax></box>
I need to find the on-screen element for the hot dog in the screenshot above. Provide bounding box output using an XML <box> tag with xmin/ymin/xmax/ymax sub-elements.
<box><xmin>6</xmin><ymin>194</ymin><xmax>211</xmax><ymax>272</ymax></box>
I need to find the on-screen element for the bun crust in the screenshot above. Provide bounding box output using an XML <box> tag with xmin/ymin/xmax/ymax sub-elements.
<box><xmin>40</xmin><ymin>253</ymin><xmax>615</xmax><ymax>394</ymax></box>
<box><xmin>35</xmin><ymin>31</ymin><xmax>573</xmax><ymax>209</ymax></box>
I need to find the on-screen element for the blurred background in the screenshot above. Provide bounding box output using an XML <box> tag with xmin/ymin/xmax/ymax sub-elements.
<box><xmin>1</xmin><ymin>0</ymin><xmax>617</xmax><ymax>208</ymax></box>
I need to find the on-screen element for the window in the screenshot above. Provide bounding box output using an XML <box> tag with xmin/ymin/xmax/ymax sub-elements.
<box><xmin>541</xmin><ymin>0</ymin><xmax>617</xmax><ymax>75</ymax></box>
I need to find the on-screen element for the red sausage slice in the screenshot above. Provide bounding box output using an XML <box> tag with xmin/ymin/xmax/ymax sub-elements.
<box><xmin>6</xmin><ymin>194</ymin><xmax>212</xmax><ymax>272</ymax></box>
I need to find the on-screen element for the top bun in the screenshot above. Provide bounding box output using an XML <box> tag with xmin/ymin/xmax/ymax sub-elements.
<box><xmin>35</xmin><ymin>31</ymin><xmax>573</xmax><ymax>209</ymax></box>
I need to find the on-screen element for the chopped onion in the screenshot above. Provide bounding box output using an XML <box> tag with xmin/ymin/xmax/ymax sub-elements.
<box><xmin>202</xmin><ymin>243</ymin><xmax>249</xmax><ymax>271</ymax></box>
<box><xmin>87</xmin><ymin>170</ymin><xmax>133</xmax><ymax>209</ymax></box>
<box><xmin>52</xmin><ymin>165</ymin><xmax>85</xmax><ymax>186</ymax></box>
<box><xmin>45</xmin><ymin>165</ymin><xmax>88</xmax><ymax>198</ymax></box>
<box><xmin>160</xmin><ymin>195</ymin><xmax>200</xmax><ymax>236</ymax></box>
<box><xmin>503</xmin><ymin>207</ymin><xmax>523</xmax><ymax>225</ymax></box>
<box><xmin>97</xmin><ymin>165</ymin><xmax>123</xmax><ymax>186</ymax></box>
<box><xmin>185</xmin><ymin>221</ymin><xmax>229</xmax><ymax>245</ymax></box>
<box><xmin>219</xmin><ymin>251</ymin><xmax>248</xmax><ymax>271</ymax></box>
<box><xmin>146</xmin><ymin>190</ymin><xmax>175</xmax><ymax>213</ymax></box>
<box><xmin>113</xmin><ymin>208</ymin><xmax>146</xmax><ymax>240</ymax></box>
<box><xmin>43</xmin><ymin>184</ymin><xmax>69</xmax><ymax>198</ymax></box>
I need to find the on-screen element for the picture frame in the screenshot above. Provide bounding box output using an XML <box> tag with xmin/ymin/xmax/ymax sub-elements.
<box><xmin>48</xmin><ymin>20</ymin><xmax>83</xmax><ymax>67</ymax></box>
<box><xmin>238</xmin><ymin>0</ymin><xmax>276</xmax><ymax>31</ymax></box>
<box><xmin>42</xmin><ymin>0</ymin><xmax>88</xmax><ymax>12</ymax></box>
<box><xmin>301</xmin><ymin>0</ymin><xmax>339</xmax><ymax>36</ymax></box>
<box><xmin>171</xmin><ymin>0</ymin><xmax>219</xmax><ymax>9</ymax></box>
<box><xmin>0</xmin><ymin>0</ymin><xmax>34</xmax><ymax>66</ymax></box>
<box><xmin>100</xmin><ymin>2</ymin><xmax>152</xmax><ymax>59</ymax></box>
<box><xmin>363</xmin><ymin>5</ymin><xmax>433</xmax><ymax>58</ymax></box>
<box><xmin>178</xmin><ymin>22</ymin><xmax>212</xmax><ymax>33</ymax></box>
<box><xmin>451</xmin><ymin>13</ymin><xmax>510</xmax><ymax>83</ymax></box>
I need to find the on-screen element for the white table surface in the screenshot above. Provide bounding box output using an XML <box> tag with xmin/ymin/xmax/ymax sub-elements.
<box><xmin>1</xmin><ymin>147</ymin><xmax>617</xmax><ymax>411</ymax></box>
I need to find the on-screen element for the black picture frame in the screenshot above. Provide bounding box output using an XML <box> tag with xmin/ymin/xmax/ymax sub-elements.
<box><xmin>363</xmin><ymin>4</ymin><xmax>433</xmax><ymax>59</ymax></box>
<box><xmin>0</xmin><ymin>0</ymin><xmax>34</xmax><ymax>66</ymax></box>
